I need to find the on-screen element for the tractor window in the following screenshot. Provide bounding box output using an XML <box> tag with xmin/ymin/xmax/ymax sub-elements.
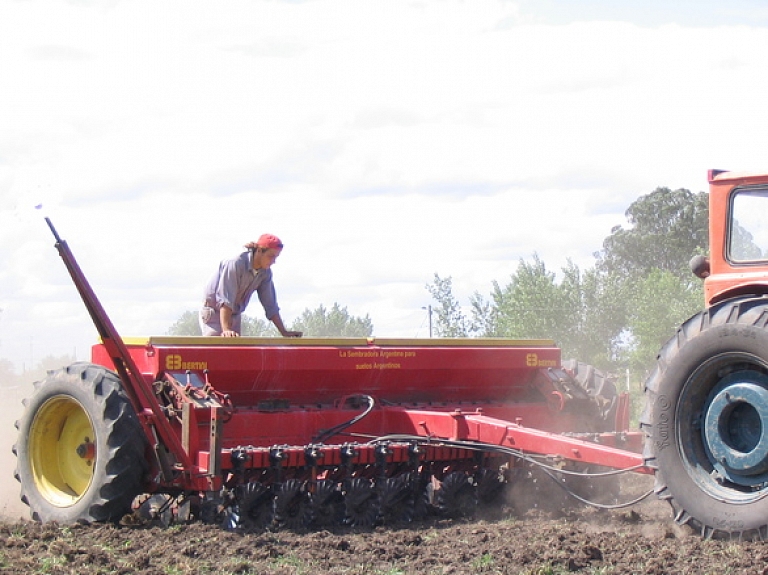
<box><xmin>729</xmin><ymin>189</ymin><xmax>768</xmax><ymax>263</ymax></box>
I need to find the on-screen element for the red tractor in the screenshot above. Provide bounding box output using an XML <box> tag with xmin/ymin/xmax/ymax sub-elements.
<box><xmin>13</xmin><ymin>169</ymin><xmax>768</xmax><ymax>539</ymax></box>
<box><xmin>642</xmin><ymin>170</ymin><xmax>768</xmax><ymax>539</ymax></box>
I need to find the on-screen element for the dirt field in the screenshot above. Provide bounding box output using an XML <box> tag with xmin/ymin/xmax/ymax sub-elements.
<box><xmin>2</xmin><ymin>474</ymin><xmax>768</xmax><ymax>575</ymax></box>
<box><xmin>2</xmin><ymin>383</ymin><xmax>767</xmax><ymax>574</ymax></box>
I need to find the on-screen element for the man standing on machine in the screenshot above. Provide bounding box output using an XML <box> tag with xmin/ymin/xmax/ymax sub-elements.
<box><xmin>200</xmin><ymin>234</ymin><xmax>302</xmax><ymax>338</ymax></box>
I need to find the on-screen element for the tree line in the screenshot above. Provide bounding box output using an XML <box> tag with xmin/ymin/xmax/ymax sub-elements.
<box><xmin>167</xmin><ymin>303</ymin><xmax>374</xmax><ymax>338</ymax></box>
<box><xmin>426</xmin><ymin>187</ymin><xmax>709</xmax><ymax>377</ymax></box>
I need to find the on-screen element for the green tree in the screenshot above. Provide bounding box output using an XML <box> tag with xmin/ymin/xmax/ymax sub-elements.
<box><xmin>433</xmin><ymin>187</ymin><xmax>710</xmax><ymax>375</ymax></box>
<box><xmin>465</xmin><ymin>256</ymin><xmax>619</xmax><ymax>365</ymax></box>
<box><xmin>426</xmin><ymin>274</ymin><xmax>468</xmax><ymax>337</ymax></box>
<box><xmin>290</xmin><ymin>304</ymin><xmax>373</xmax><ymax>337</ymax></box>
<box><xmin>242</xmin><ymin>315</ymin><xmax>275</xmax><ymax>336</ymax></box>
<box><xmin>486</xmin><ymin>254</ymin><xmax>562</xmax><ymax>340</ymax></box>
<box><xmin>626</xmin><ymin>269</ymin><xmax>703</xmax><ymax>374</ymax></box>
<box><xmin>167</xmin><ymin>311</ymin><xmax>274</xmax><ymax>336</ymax></box>
<box><xmin>167</xmin><ymin>310</ymin><xmax>201</xmax><ymax>336</ymax></box>
<box><xmin>596</xmin><ymin>187</ymin><xmax>709</xmax><ymax>281</ymax></box>
<box><xmin>557</xmin><ymin>261</ymin><xmax>626</xmax><ymax>366</ymax></box>
<box><xmin>594</xmin><ymin>186</ymin><xmax>710</xmax><ymax>372</ymax></box>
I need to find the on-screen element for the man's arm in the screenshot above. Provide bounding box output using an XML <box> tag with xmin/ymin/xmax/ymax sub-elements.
<box><xmin>270</xmin><ymin>313</ymin><xmax>302</xmax><ymax>338</ymax></box>
<box><xmin>219</xmin><ymin>305</ymin><xmax>239</xmax><ymax>337</ymax></box>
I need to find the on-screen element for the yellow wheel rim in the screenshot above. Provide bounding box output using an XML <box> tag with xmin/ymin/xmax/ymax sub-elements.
<box><xmin>29</xmin><ymin>395</ymin><xmax>96</xmax><ymax>507</ymax></box>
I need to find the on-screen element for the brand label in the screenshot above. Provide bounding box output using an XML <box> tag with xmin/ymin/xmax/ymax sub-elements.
<box><xmin>655</xmin><ymin>394</ymin><xmax>671</xmax><ymax>451</ymax></box>
<box><xmin>527</xmin><ymin>353</ymin><xmax>557</xmax><ymax>367</ymax></box>
<box><xmin>165</xmin><ymin>354</ymin><xmax>208</xmax><ymax>371</ymax></box>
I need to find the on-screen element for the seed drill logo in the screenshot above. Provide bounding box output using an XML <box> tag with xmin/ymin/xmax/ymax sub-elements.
<box><xmin>165</xmin><ymin>354</ymin><xmax>208</xmax><ymax>371</ymax></box>
<box><xmin>526</xmin><ymin>353</ymin><xmax>538</xmax><ymax>367</ymax></box>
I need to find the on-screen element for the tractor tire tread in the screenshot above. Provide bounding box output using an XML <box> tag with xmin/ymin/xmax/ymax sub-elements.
<box><xmin>13</xmin><ymin>362</ymin><xmax>147</xmax><ymax>524</ymax></box>
<box><xmin>642</xmin><ymin>296</ymin><xmax>768</xmax><ymax>540</ymax></box>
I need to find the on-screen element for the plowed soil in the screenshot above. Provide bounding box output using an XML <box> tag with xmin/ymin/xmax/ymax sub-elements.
<box><xmin>2</xmin><ymin>475</ymin><xmax>767</xmax><ymax>575</ymax></box>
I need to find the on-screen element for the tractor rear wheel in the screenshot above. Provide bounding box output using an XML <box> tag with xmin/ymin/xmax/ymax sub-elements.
<box><xmin>13</xmin><ymin>362</ymin><xmax>147</xmax><ymax>523</ymax></box>
<box><xmin>642</xmin><ymin>297</ymin><xmax>768</xmax><ymax>539</ymax></box>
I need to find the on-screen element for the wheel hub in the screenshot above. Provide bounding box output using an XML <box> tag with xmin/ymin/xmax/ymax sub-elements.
<box><xmin>704</xmin><ymin>372</ymin><xmax>768</xmax><ymax>486</ymax></box>
<box><xmin>29</xmin><ymin>395</ymin><xmax>96</xmax><ymax>507</ymax></box>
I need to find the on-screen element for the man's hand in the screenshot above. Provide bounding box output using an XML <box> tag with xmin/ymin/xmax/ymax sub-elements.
<box><xmin>221</xmin><ymin>330</ymin><xmax>239</xmax><ymax>337</ymax></box>
<box><xmin>271</xmin><ymin>314</ymin><xmax>303</xmax><ymax>338</ymax></box>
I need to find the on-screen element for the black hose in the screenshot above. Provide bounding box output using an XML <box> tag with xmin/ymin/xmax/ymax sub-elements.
<box><xmin>366</xmin><ymin>433</ymin><xmax>653</xmax><ymax>510</ymax></box>
<box><xmin>314</xmin><ymin>395</ymin><xmax>375</xmax><ymax>444</ymax></box>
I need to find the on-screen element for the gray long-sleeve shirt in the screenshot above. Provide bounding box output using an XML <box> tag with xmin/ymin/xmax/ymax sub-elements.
<box><xmin>202</xmin><ymin>250</ymin><xmax>280</xmax><ymax>320</ymax></box>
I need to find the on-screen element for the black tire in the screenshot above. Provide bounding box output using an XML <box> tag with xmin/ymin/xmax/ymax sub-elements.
<box><xmin>273</xmin><ymin>479</ymin><xmax>308</xmax><ymax>530</ymax></box>
<box><xmin>231</xmin><ymin>481</ymin><xmax>274</xmax><ymax>530</ymax></box>
<box><xmin>642</xmin><ymin>297</ymin><xmax>768</xmax><ymax>539</ymax></box>
<box><xmin>562</xmin><ymin>359</ymin><xmax>618</xmax><ymax>431</ymax></box>
<box><xmin>436</xmin><ymin>471</ymin><xmax>476</xmax><ymax>518</ymax></box>
<box><xmin>13</xmin><ymin>362</ymin><xmax>147</xmax><ymax>523</ymax></box>
<box><xmin>306</xmin><ymin>479</ymin><xmax>343</xmax><ymax>528</ymax></box>
<box><xmin>377</xmin><ymin>474</ymin><xmax>414</xmax><ymax>525</ymax></box>
<box><xmin>343</xmin><ymin>477</ymin><xmax>378</xmax><ymax>527</ymax></box>
<box><xmin>475</xmin><ymin>467</ymin><xmax>506</xmax><ymax>505</ymax></box>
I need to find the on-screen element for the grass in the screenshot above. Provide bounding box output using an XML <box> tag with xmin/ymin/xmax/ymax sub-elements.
<box><xmin>267</xmin><ymin>552</ymin><xmax>323</xmax><ymax>575</ymax></box>
<box><xmin>35</xmin><ymin>555</ymin><xmax>67</xmax><ymax>574</ymax></box>
<box><xmin>472</xmin><ymin>553</ymin><xmax>495</xmax><ymax>570</ymax></box>
<box><xmin>517</xmin><ymin>565</ymin><xmax>575</xmax><ymax>575</ymax></box>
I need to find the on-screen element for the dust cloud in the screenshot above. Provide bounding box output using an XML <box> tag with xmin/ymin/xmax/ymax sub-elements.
<box><xmin>0</xmin><ymin>381</ymin><xmax>33</xmax><ymax>521</ymax></box>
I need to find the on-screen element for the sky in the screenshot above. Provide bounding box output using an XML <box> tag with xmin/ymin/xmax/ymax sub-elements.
<box><xmin>2</xmin><ymin>0</ymin><xmax>768</xmax><ymax>373</ymax></box>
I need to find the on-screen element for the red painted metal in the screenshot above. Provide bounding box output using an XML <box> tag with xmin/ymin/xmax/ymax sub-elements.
<box><xmin>90</xmin><ymin>335</ymin><xmax>648</xmax><ymax>484</ymax></box>
<box><xmin>94</xmin><ymin>336</ymin><xmax>561</xmax><ymax>405</ymax></box>
<box><xmin>704</xmin><ymin>170</ymin><xmax>768</xmax><ymax>306</ymax></box>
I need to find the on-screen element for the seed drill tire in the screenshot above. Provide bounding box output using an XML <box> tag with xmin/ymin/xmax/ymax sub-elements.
<box><xmin>13</xmin><ymin>362</ymin><xmax>147</xmax><ymax>523</ymax></box>
<box><xmin>642</xmin><ymin>297</ymin><xmax>768</xmax><ymax>539</ymax></box>
<box><xmin>562</xmin><ymin>359</ymin><xmax>618</xmax><ymax>431</ymax></box>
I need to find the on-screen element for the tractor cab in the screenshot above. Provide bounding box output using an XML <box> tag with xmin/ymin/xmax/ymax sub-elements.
<box><xmin>702</xmin><ymin>170</ymin><xmax>768</xmax><ymax>306</ymax></box>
